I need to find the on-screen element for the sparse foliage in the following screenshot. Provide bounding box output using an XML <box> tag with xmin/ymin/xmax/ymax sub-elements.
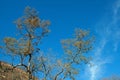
<box><xmin>0</xmin><ymin>7</ymin><xmax>94</xmax><ymax>80</ymax></box>
<box><xmin>59</xmin><ymin>29</ymin><xmax>94</xmax><ymax>80</ymax></box>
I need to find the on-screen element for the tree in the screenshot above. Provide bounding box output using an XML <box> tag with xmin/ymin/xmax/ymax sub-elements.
<box><xmin>1</xmin><ymin>6</ymin><xmax>94</xmax><ymax>80</ymax></box>
<box><xmin>2</xmin><ymin>6</ymin><xmax>50</xmax><ymax>80</ymax></box>
<box><xmin>60</xmin><ymin>29</ymin><xmax>94</xmax><ymax>80</ymax></box>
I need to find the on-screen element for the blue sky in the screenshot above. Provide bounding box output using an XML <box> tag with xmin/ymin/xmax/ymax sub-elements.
<box><xmin>0</xmin><ymin>0</ymin><xmax>120</xmax><ymax>80</ymax></box>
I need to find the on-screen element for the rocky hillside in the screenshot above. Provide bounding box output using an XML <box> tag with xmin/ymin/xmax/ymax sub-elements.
<box><xmin>0</xmin><ymin>61</ymin><xmax>38</xmax><ymax>80</ymax></box>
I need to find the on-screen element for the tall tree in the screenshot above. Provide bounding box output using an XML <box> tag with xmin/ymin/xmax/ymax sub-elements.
<box><xmin>2</xmin><ymin>6</ymin><xmax>50</xmax><ymax>80</ymax></box>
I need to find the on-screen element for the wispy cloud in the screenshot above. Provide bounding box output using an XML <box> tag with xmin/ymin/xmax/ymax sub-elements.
<box><xmin>86</xmin><ymin>0</ymin><xmax>120</xmax><ymax>80</ymax></box>
<box><xmin>86</xmin><ymin>39</ymin><xmax>111</xmax><ymax>80</ymax></box>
